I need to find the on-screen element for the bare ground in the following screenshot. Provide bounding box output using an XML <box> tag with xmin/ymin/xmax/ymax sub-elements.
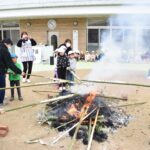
<box><xmin>0</xmin><ymin>69</ymin><xmax>150</xmax><ymax>150</ymax></box>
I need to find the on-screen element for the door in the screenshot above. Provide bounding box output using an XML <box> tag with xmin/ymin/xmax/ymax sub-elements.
<box><xmin>48</xmin><ymin>32</ymin><xmax>59</xmax><ymax>50</ymax></box>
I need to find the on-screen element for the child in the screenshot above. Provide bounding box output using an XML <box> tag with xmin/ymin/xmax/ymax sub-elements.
<box><xmin>74</xmin><ymin>50</ymin><xmax>80</xmax><ymax>61</ymax></box>
<box><xmin>66</xmin><ymin>51</ymin><xmax>77</xmax><ymax>84</ymax></box>
<box><xmin>57</xmin><ymin>46</ymin><xmax>70</xmax><ymax>91</ymax></box>
<box><xmin>8</xmin><ymin>53</ymin><xmax>23</xmax><ymax>101</ymax></box>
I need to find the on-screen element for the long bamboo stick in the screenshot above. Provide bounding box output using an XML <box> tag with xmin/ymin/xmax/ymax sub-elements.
<box><xmin>87</xmin><ymin>109</ymin><xmax>99</xmax><ymax>150</ymax></box>
<box><xmin>52</xmin><ymin>101</ymin><xmax>146</xmax><ymax>144</ymax></box>
<box><xmin>82</xmin><ymin>79</ymin><xmax>150</xmax><ymax>88</ymax></box>
<box><xmin>67</xmin><ymin>70</ymin><xmax>150</xmax><ymax>88</ymax></box>
<box><xmin>96</xmin><ymin>95</ymin><xmax>128</xmax><ymax>101</ymax></box>
<box><xmin>88</xmin><ymin>118</ymin><xmax>92</xmax><ymax>143</ymax></box>
<box><xmin>5</xmin><ymin>94</ymin><xmax>75</xmax><ymax>113</ymax></box>
<box><xmin>50</xmin><ymin>77</ymin><xmax>76</xmax><ymax>84</ymax></box>
<box><xmin>52</xmin><ymin>108</ymin><xmax>97</xmax><ymax>144</ymax></box>
<box><xmin>0</xmin><ymin>81</ymin><xmax>61</xmax><ymax>91</ymax></box>
<box><xmin>114</xmin><ymin>102</ymin><xmax>146</xmax><ymax>108</ymax></box>
<box><xmin>68</xmin><ymin>107</ymin><xmax>88</xmax><ymax>150</ymax></box>
<box><xmin>27</xmin><ymin>74</ymin><xmax>49</xmax><ymax>79</ymax></box>
<box><xmin>32</xmin><ymin>90</ymin><xmax>60</xmax><ymax>93</ymax></box>
<box><xmin>69</xmin><ymin>70</ymin><xmax>81</xmax><ymax>83</ymax></box>
<box><xmin>56</xmin><ymin>119</ymin><xmax>77</xmax><ymax>130</ymax></box>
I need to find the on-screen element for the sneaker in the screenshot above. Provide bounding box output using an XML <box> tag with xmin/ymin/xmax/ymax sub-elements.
<box><xmin>10</xmin><ymin>97</ymin><xmax>15</xmax><ymax>101</ymax></box>
<box><xmin>27</xmin><ymin>79</ymin><xmax>31</xmax><ymax>83</ymax></box>
<box><xmin>18</xmin><ymin>97</ymin><xmax>23</xmax><ymax>101</ymax></box>
<box><xmin>22</xmin><ymin>78</ymin><xmax>26</xmax><ymax>83</ymax></box>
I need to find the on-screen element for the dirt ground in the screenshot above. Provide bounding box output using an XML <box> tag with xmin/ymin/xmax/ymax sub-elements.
<box><xmin>0</xmin><ymin>69</ymin><xmax>150</xmax><ymax>150</ymax></box>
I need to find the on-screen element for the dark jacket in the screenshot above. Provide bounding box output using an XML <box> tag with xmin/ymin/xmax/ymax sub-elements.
<box><xmin>17</xmin><ymin>38</ymin><xmax>37</xmax><ymax>47</ymax></box>
<box><xmin>58</xmin><ymin>44</ymin><xmax>72</xmax><ymax>55</ymax></box>
<box><xmin>57</xmin><ymin>55</ymin><xmax>70</xmax><ymax>68</ymax></box>
<box><xmin>0</xmin><ymin>43</ymin><xmax>22</xmax><ymax>75</ymax></box>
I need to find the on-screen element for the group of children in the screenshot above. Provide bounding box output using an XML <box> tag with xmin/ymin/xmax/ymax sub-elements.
<box><xmin>6</xmin><ymin>38</ymin><xmax>80</xmax><ymax>101</ymax></box>
<box><xmin>54</xmin><ymin>45</ymin><xmax>80</xmax><ymax>91</ymax></box>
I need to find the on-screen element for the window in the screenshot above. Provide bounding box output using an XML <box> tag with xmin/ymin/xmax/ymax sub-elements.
<box><xmin>88</xmin><ymin>29</ymin><xmax>99</xmax><ymax>51</ymax></box>
<box><xmin>88</xmin><ymin>29</ymin><xmax>99</xmax><ymax>43</ymax></box>
<box><xmin>123</xmin><ymin>29</ymin><xmax>135</xmax><ymax>50</ymax></box>
<box><xmin>87</xmin><ymin>17</ymin><xmax>150</xmax><ymax>59</ymax></box>
<box><xmin>143</xmin><ymin>29</ymin><xmax>150</xmax><ymax>46</ymax></box>
<box><xmin>2</xmin><ymin>22</ymin><xmax>19</xmax><ymax>28</ymax></box>
<box><xmin>100</xmin><ymin>29</ymin><xmax>110</xmax><ymax>43</ymax></box>
<box><xmin>0</xmin><ymin>22</ymin><xmax>20</xmax><ymax>44</ymax></box>
<box><xmin>88</xmin><ymin>18</ymin><xmax>110</xmax><ymax>26</ymax></box>
<box><xmin>3</xmin><ymin>30</ymin><xmax>11</xmax><ymax>39</ymax></box>
<box><xmin>11</xmin><ymin>30</ymin><xmax>20</xmax><ymax>44</ymax></box>
<box><xmin>112</xmin><ymin>29</ymin><xmax>124</xmax><ymax>43</ymax></box>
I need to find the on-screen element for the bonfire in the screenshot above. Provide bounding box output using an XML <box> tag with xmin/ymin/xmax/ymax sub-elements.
<box><xmin>37</xmin><ymin>91</ymin><xmax>131</xmax><ymax>146</ymax></box>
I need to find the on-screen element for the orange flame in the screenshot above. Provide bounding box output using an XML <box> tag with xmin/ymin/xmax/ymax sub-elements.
<box><xmin>67</xmin><ymin>92</ymin><xmax>97</xmax><ymax>119</ymax></box>
<box><xmin>67</xmin><ymin>104</ymin><xmax>80</xmax><ymax>118</ymax></box>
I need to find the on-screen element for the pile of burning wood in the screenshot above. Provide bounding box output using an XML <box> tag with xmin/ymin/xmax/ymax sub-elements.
<box><xmin>38</xmin><ymin>92</ymin><xmax>131</xmax><ymax>146</ymax></box>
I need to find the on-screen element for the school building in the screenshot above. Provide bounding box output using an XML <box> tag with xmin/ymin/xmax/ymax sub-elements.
<box><xmin>0</xmin><ymin>0</ymin><xmax>150</xmax><ymax>54</ymax></box>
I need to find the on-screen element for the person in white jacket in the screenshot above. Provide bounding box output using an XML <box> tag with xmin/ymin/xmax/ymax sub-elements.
<box><xmin>17</xmin><ymin>31</ymin><xmax>37</xmax><ymax>83</ymax></box>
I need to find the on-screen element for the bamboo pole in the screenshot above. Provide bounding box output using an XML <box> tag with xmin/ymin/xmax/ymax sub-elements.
<box><xmin>114</xmin><ymin>102</ymin><xmax>146</xmax><ymax>108</ymax></box>
<box><xmin>27</xmin><ymin>74</ymin><xmax>49</xmax><ymax>79</ymax></box>
<box><xmin>66</xmin><ymin>70</ymin><xmax>150</xmax><ymax>88</ymax></box>
<box><xmin>52</xmin><ymin>101</ymin><xmax>146</xmax><ymax>144</ymax></box>
<box><xmin>0</xmin><ymin>81</ymin><xmax>61</xmax><ymax>91</ymax></box>
<box><xmin>50</xmin><ymin>77</ymin><xmax>76</xmax><ymax>84</ymax></box>
<box><xmin>5</xmin><ymin>94</ymin><xmax>75</xmax><ymax>113</ymax></box>
<box><xmin>97</xmin><ymin>95</ymin><xmax>128</xmax><ymax>101</ymax></box>
<box><xmin>56</xmin><ymin>119</ymin><xmax>77</xmax><ymax>130</ymax></box>
<box><xmin>88</xmin><ymin>118</ymin><xmax>92</xmax><ymax>142</ymax></box>
<box><xmin>68</xmin><ymin>107</ymin><xmax>89</xmax><ymax>150</ymax></box>
<box><xmin>52</xmin><ymin>108</ymin><xmax>97</xmax><ymax>144</ymax></box>
<box><xmin>5</xmin><ymin>103</ymin><xmax>38</xmax><ymax>112</ymax></box>
<box><xmin>87</xmin><ymin>109</ymin><xmax>99</xmax><ymax>150</ymax></box>
<box><xmin>32</xmin><ymin>90</ymin><xmax>60</xmax><ymax>93</ymax></box>
<box><xmin>69</xmin><ymin>70</ymin><xmax>81</xmax><ymax>83</ymax></box>
<box><xmin>82</xmin><ymin>79</ymin><xmax>150</xmax><ymax>88</ymax></box>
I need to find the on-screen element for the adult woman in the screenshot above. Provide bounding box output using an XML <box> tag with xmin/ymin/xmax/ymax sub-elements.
<box><xmin>17</xmin><ymin>32</ymin><xmax>37</xmax><ymax>83</ymax></box>
<box><xmin>58</xmin><ymin>39</ymin><xmax>72</xmax><ymax>55</ymax></box>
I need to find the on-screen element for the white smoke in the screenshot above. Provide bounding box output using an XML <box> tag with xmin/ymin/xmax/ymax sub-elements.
<box><xmin>72</xmin><ymin>13</ymin><xmax>150</xmax><ymax>94</ymax></box>
<box><xmin>88</xmin><ymin>14</ymin><xmax>150</xmax><ymax>80</ymax></box>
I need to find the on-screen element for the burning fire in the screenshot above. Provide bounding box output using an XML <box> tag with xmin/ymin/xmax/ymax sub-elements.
<box><xmin>67</xmin><ymin>104</ymin><xmax>80</xmax><ymax>118</ymax></box>
<box><xmin>67</xmin><ymin>92</ymin><xmax>97</xmax><ymax>118</ymax></box>
<box><xmin>38</xmin><ymin>92</ymin><xmax>131</xmax><ymax>145</ymax></box>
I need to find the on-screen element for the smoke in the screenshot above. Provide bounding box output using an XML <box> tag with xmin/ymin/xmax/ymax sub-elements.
<box><xmin>87</xmin><ymin>14</ymin><xmax>150</xmax><ymax>80</ymax></box>
<box><xmin>71</xmin><ymin>12</ymin><xmax>150</xmax><ymax>94</ymax></box>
